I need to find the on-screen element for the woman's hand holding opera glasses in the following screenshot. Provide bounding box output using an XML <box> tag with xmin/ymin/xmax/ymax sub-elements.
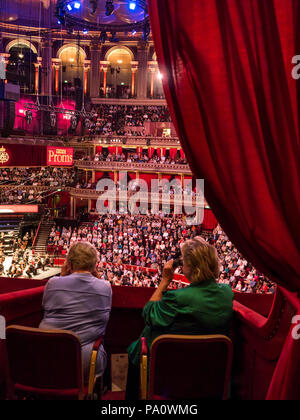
<box><xmin>162</xmin><ymin>259</ymin><xmax>175</xmax><ymax>286</ymax></box>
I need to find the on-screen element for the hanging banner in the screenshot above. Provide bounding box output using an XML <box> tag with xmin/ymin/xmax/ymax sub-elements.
<box><xmin>47</xmin><ymin>147</ymin><xmax>74</xmax><ymax>166</ymax></box>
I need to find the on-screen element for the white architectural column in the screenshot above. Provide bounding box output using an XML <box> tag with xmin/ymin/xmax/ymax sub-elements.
<box><xmin>41</xmin><ymin>37</ymin><xmax>53</xmax><ymax>96</ymax></box>
<box><xmin>136</xmin><ymin>41</ymin><xmax>149</xmax><ymax>99</ymax></box>
<box><xmin>90</xmin><ymin>42</ymin><xmax>101</xmax><ymax>98</ymax></box>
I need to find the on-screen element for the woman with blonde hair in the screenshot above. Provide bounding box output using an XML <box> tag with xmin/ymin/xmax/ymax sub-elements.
<box><xmin>126</xmin><ymin>236</ymin><xmax>234</xmax><ymax>399</ymax></box>
<box><xmin>40</xmin><ymin>241</ymin><xmax>112</xmax><ymax>382</ymax></box>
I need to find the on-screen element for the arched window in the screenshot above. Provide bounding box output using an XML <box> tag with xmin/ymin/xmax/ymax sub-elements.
<box><xmin>6</xmin><ymin>43</ymin><xmax>37</xmax><ymax>93</ymax></box>
<box><xmin>58</xmin><ymin>45</ymin><xmax>86</xmax><ymax>97</ymax></box>
<box><xmin>106</xmin><ymin>47</ymin><xmax>133</xmax><ymax>98</ymax></box>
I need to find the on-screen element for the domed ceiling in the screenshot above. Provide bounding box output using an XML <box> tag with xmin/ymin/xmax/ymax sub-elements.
<box><xmin>0</xmin><ymin>0</ymin><xmax>148</xmax><ymax>31</ymax></box>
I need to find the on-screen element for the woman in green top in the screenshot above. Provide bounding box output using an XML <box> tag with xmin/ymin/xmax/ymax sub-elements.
<box><xmin>125</xmin><ymin>236</ymin><xmax>234</xmax><ymax>399</ymax></box>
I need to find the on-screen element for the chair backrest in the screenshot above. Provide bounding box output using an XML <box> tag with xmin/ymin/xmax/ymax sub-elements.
<box><xmin>148</xmin><ymin>334</ymin><xmax>233</xmax><ymax>400</ymax></box>
<box><xmin>6</xmin><ymin>325</ymin><xmax>84</xmax><ymax>399</ymax></box>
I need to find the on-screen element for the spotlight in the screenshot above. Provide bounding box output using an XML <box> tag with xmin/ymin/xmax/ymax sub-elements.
<box><xmin>73</xmin><ymin>1</ymin><xmax>81</xmax><ymax>9</ymax></box>
<box><xmin>83</xmin><ymin>28</ymin><xmax>88</xmax><ymax>34</ymax></box>
<box><xmin>25</xmin><ymin>110</ymin><xmax>33</xmax><ymax>125</ymax></box>
<box><xmin>88</xmin><ymin>0</ymin><xmax>97</xmax><ymax>14</ymax></box>
<box><xmin>67</xmin><ymin>3</ymin><xmax>72</xmax><ymax>11</ymax></box>
<box><xmin>55</xmin><ymin>4</ymin><xmax>66</xmax><ymax>25</ymax></box>
<box><xmin>129</xmin><ymin>1</ymin><xmax>136</xmax><ymax>11</ymax></box>
<box><xmin>105</xmin><ymin>0</ymin><xmax>114</xmax><ymax>16</ymax></box>
<box><xmin>131</xmin><ymin>29</ymin><xmax>137</xmax><ymax>35</ymax></box>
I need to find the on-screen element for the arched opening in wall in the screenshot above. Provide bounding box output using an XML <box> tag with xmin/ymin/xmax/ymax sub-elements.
<box><xmin>6</xmin><ymin>44</ymin><xmax>37</xmax><ymax>94</ymax></box>
<box><xmin>106</xmin><ymin>48</ymin><xmax>133</xmax><ymax>98</ymax></box>
<box><xmin>58</xmin><ymin>46</ymin><xmax>85</xmax><ymax>97</ymax></box>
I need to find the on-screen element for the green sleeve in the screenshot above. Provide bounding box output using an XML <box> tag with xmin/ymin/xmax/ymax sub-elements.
<box><xmin>143</xmin><ymin>291</ymin><xmax>179</xmax><ymax>329</ymax></box>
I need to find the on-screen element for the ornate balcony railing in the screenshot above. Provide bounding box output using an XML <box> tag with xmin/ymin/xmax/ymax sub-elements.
<box><xmin>69</xmin><ymin>136</ymin><xmax>182</xmax><ymax>147</ymax></box>
<box><xmin>66</xmin><ymin>187</ymin><xmax>203</xmax><ymax>207</ymax></box>
<box><xmin>74</xmin><ymin>160</ymin><xmax>192</xmax><ymax>174</ymax></box>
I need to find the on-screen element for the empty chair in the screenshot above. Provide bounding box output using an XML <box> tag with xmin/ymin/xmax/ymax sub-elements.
<box><xmin>140</xmin><ymin>334</ymin><xmax>233</xmax><ymax>400</ymax></box>
<box><xmin>5</xmin><ymin>325</ymin><xmax>104</xmax><ymax>400</ymax></box>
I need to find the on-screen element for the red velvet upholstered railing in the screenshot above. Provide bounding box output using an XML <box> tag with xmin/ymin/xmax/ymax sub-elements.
<box><xmin>0</xmin><ymin>286</ymin><xmax>46</xmax><ymax>398</ymax></box>
<box><xmin>0</xmin><ymin>278</ymin><xmax>47</xmax><ymax>295</ymax></box>
<box><xmin>233</xmin><ymin>287</ymin><xmax>300</xmax><ymax>400</ymax></box>
<box><xmin>0</xmin><ymin>279</ymin><xmax>299</xmax><ymax>400</ymax></box>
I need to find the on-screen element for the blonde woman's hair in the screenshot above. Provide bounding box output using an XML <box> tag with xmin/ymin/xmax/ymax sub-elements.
<box><xmin>181</xmin><ymin>236</ymin><xmax>220</xmax><ymax>283</ymax></box>
<box><xmin>66</xmin><ymin>242</ymin><xmax>98</xmax><ymax>272</ymax></box>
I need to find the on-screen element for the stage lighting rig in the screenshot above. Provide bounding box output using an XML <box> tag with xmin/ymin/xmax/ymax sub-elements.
<box><xmin>110</xmin><ymin>31</ymin><xmax>119</xmax><ymax>42</ymax></box>
<box><xmin>88</xmin><ymin>0</ymin><xmax>97</xmax><ymax>15</ymax></box>
<box><xmin>55</xmin><ymin>0</ymin><xmax>150</xmax><ymax>35</ymax></box>
<box><xmin>100</xmin><ymin>31</ymin><xmax>108</xmax><ymax>43</ymax></box>
<box><xmin>55</xmin><ymin>1</ymin><xmax>66</xmax><ymax>25</ymax></box>
<box><xmin>143</xmin><ymin>21</ymin><xmax>150</xmax><ymax>41</ymax></box>
<box><xmin>105</xmin><ymin>0</ymin><xmax>114</xmax><ymax>16</ymax></box>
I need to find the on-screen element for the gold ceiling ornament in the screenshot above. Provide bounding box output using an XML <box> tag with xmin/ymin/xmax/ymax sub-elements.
<box><xmin>0</xmin><ymin>146</ymin><xmax>10</xmax><ymax>164</ymax></box>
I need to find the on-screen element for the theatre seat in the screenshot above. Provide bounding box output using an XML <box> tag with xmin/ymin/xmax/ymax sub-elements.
<box><xmin>140</xmin><ymin>334</ymin><xmax>233</xmax><ymax>400</ymax></box>
<box><xmin>5</xmin><ymin>325</ymin><xmax>104</xmax><ymax>400</ymax></box>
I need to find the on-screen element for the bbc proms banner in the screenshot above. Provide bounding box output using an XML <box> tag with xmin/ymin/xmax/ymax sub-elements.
<box><xmin>47</xmin><ymin>147</ymin><xmax>74</xmax><ymax>166</ymax></box>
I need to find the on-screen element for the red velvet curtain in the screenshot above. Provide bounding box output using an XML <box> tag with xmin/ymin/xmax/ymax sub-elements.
<box><xmin>0</xmin><ymin>144</ymin><xmax>47</xmax><ymax>167</ymax></box>
<box><xmin>95</xmin><ymin>171</ymin><xmax>104</xmax><ymax>181</ymax></box>
<box><xmin>96</xmin><ymin>146</ymin><xmax>102</xmax><ymax>154</ymax></box>
<box><xmin>139</xmin><ymin>173</ymin><xmax>158</xmax><ymax>187</ymax></box>
<box><xmin>108</xmin><ymin>147</ymin><xmax>116</xmax><ymax>155</ymax></box>
<box><xmin>128</xmin><ymin>172</ymin><xmax>137</xmax><ymax>180</ymax></box>
<box><xmin>148</xmin><ymin>0</ymin><xmax>300</xmax><ymax>293</ymax></box>
<box><xmin>148</xmin><ymin>147</ymin><xmax>155</xmax><ymax>158</ymax></box>
<box><xmin>202</xmin><ymin>208</ymin><xmax>218</xmax><ymax>231</ymax></box>
<box><xmin>169</xmin><ymin>148</ymin><xmax>178</xmax><ymax>160</ymax></box>
<box><xmin>137</xmin><ymin>147</ymin><xmax>143</xmax><ymax>156</ymax></box>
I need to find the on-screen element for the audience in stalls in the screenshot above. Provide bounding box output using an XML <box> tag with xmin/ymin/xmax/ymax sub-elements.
<box><xmin>87</xmin><ymin>105</ymin><xmax>171</xmax><ymax>136</ymax></box>
<box><xmin>209</xmin><ymin>225</ymin><xmax>276</xmax><ymax>294</ymax></box>
<box><xmin>96</xmin><ymin>262</ymin><xmax>184</xmax><ymax>290</ymax></box>
<box><xmin>47</xmin><ymin>213</ymin><xmax>194</xmax><ymax>269</ymax></box>
<box><xmin>47</xmin><ymin>214</ymin><xmax>275</xmax><ymax>294</ymax></box>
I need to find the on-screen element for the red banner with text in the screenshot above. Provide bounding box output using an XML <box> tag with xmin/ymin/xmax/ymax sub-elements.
<box><xmin>47</xmin><ymin>147</ymin><xmax>74</xmax><ymax>166</ymax></box>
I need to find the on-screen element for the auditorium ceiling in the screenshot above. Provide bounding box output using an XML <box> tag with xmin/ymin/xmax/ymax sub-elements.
<box><xmin>0</xmin><ymin>0</ymin><xmax>147</xmax><ymax>29</ymax></box>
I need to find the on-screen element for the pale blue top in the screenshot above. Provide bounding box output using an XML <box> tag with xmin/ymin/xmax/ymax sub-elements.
<box><xmin>39</xmin><ymin>272</ymin><xmax>112</xmax><ymax>382</ymax></box>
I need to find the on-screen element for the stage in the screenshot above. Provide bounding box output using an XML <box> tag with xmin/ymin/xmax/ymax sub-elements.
<box><xmin>3</xmin><ymin>257</ymin><xmax>60</xmax><ymax>280</ymax></box>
